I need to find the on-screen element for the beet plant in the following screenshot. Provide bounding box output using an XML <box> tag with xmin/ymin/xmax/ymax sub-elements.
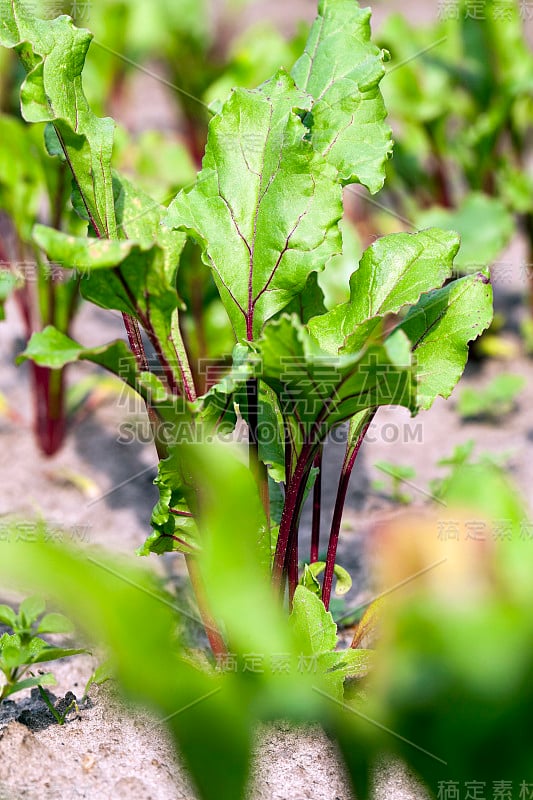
<box><xmin>1</xmin><ymin>0</ymin><xmax>492</xmax><ymax>655</ymax></box>
<box><xmin>0</xmin><ymin>113</ymin><xmax>87</xmax><ymax>455</ymax></box>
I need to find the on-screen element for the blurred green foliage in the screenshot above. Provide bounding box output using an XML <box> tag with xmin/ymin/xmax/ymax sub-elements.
<box><xmin>376</xmin><ymin>0</ymin><xmax>533</xmax><ymax>280</ymax></box>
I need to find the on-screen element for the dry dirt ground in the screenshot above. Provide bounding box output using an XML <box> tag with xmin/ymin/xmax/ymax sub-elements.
<box><xmin>1</xmin><ymin>1</ymin><xmax>533</xmax><ymax>799</ymax></box>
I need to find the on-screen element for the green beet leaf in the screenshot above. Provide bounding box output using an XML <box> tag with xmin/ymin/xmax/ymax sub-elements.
<box><xmin>281</xmin><ymin>271</ymin><xmax>327</xmax><ymax>325</ymax></box>
<box><xmin>397</xmin><ymin>271</ymin><xmax>493</xmax><ymax>410</ymax></box>
<box><xmin>304</xmin><ymin>562</ymin><xmax>353</xmax><ymax>596</ymax></box>
<box><xmin>291</xmin><ymin>0</ymin><xmax>392</xmax><ymax>192</ymax></box>
<box><xmin>165</xmin><ymin>71</ymin><xmax>342</xmax><ymax>341</ymax></box>
<box><xmin>140</xmin><ymin>445</ymin><xmax>200</xmax><ymax>558</ymax></box>
<box><xmin>18</xmin><ymin>595</ymin><xmax>46</xmax><ymax>625</ymax></box>
<box><xmin>17</xmin><ymin>326</ymin><xmax>140</xmax><ymax>392</ymax></box>
<box><xmin>309</xmin><ymin>228</ymin><xmax>459</xmax><ymax>354</ymax></box>
<box><xmin>0</xmin><ymin>2</ymin><xmax>117</xmax><ymax>238</ymax></box>
<box><xmin>256</xmin><ymin>315</ymin><xmax>416</xmax><ymax>453</ymax></box>
<box><xmin>0</xmin><ymin>605</ymin><xmax>17</xmax><ymax>628</ymax></box>
<box><xmin>290</xmin><ymin>586</ymin><xmax>337</xmax><ymax>655</ymax></box>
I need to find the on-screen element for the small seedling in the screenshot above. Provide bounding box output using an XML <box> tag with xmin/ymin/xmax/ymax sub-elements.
<box><xmin>373</xmin><ymin>461</ymin><xmax>417</xmax><ymax>504</ymax></box>
<box><xmin>37</xmin><ymin>685</ymin><xmax>78</xmax><ymax>725</ymax></box>
<box><xmin>0</xmin><ymin>597</ymin><xmax>86</xmax><ymax>702</ymax></box>
<box><xmin>456</xmin><ymin>373</ymin><xmax>525</xmax><ymax>420</ymax></box>
<box><xmin>430</xmin><ymin>440</ymin><xmax>512</xmax><ymax>500</ymax></box>
<box><xmin>83</xmin><ymin>659</ymin><xmax>114</xmax><ymax>700</ymax></box>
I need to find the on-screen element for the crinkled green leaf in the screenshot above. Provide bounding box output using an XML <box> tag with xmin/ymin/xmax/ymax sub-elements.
<box><xmin>317</xmin><ymin>648</ymin><xmax>373</xmax><ymax>701</ymax></box>
<box><xmin>0</xmin><ymin>2</ymin><xmax>117</xmax><ymax>238</ymax></box>
<box><xmin>282</xmin><ymin>271</ymin><xmax>327</xmax><ymax>324</ymax></box>
<box><xmin>238</xmin><ymin>381</ymin><xmax>286</xmax><ymax>484</ymax></box>
<box><xmin>111</xmin><ymin>174</ymin><xmax>186</xmax><ymax>281</ymax></box>
<box><xmin>415</xmin><ymin>194</ymin><xmax>514</xmax><ymax>275</ymax></box>
<box><xmin>256</xmin><ymin>315</ymin><xmax>416</xmax><ymax>451</ymax></box>
<box><xmin>33</xmin><ymin>225</ymin><xmax>147</xmax><ymax>273</ymax></box>
<box><xmin>140</xmin><ymin>445</ymin><xmax>200</xmax><ymax>558</ymax></box>
<box><xmin>33</xmin><ymin>176</ymin><xmax>188</xmax><ymax>393</ymax></box>
<box><xmin>319</xmin><ymin>220</ymin><xmax>362</xmax><ymax>308</ymax></box>
<box><xmin>309</xmin><ymin>228</ymin><xmax>459</xmax><ymax>354</ymax></box>
<box><xmin>300</xmin><ymin>564</ymin><xmax>323</xmax><ymax>597</ymax></box>
<box><xmin>84</xmin><ymin>659</ymin><xmax>114</xmax><ymax>697</ymax></box>
<box><xmin>197</xmin><ymin>343</ymin><xmax>253</xmax><ymax>435</ymax></box>
<box><xmin>291</xmin><ymin>0</ymin><xmax>392</xmax><ymax>192</ymax></box>
<box><xmin>398</xmin><ymin>271</ymin><xmax>493</xmax><ymax>410</ymax></box>
<box><xmin>0</xmin><ymin>637</ymin><xmax>23</xmax><ymax>670</ymax></box>
<box><xmin>166</xmin><ymin>71</ymin><xmax>342</xmax><ymax>341</ymax></box>
<box><xmin>0</xmin><ymin>632</ymin><xmax>15</xmax><ymax>649</ymax></box>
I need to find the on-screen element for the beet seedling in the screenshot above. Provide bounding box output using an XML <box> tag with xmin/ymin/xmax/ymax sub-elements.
<box><xmin>457</xmin><ymin>372</ymin><xmax>525</xmax><ymax>420</ymax></box>
<box><xmin>373</xmin><ymin>461</ymin><xmax>417</xmax><ymax>505</ymax></box>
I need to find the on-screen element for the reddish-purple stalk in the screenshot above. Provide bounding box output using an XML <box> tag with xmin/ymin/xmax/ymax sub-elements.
<box><xmin>321</xmin><ymin>411</ymin><xmax>377</xmax><ymax>610</ymax></box>
<box><xmin>273</xmin><ymin>442</ymin><xmax>317</xmax><ymax>590</ymax></box>
<box><xmin>113</xmin><ymin>272</ymin><xmax>186</xmax><ymax>398</ymax></box>
<box><xmin>284</xmin><ymin>455</ymin><xmax>317</xmax><ymax>606</ymax></box>
<box><xmin>288</xmin><ymin>533</ymin><xmax>298</xmax><ymax>606</ymax></box>
<box><xmin>310</xmin><ymin>448</ymin><xmax>323</xmax><ymax>564</ymax></box>
<box><xmin>8</xmin><ymin>178</ymin><xmax>71</xmax><ymax>457</ymax></box>
<box><xmin>285</xmin><ymin>445</ymin><xmax>325</xmax><ymax>604</ymax></box>
<box><xmin>160</xmin><ymin>531</ymin><xmax>200</xmax><ymax>553</ymax></box>
<box><xmin>30</xmin><ymin>364</ymin><xmax>66</xmax><ymax>456</ymax></box>
<box><xmin>169</xmin><ymin>508</ymin><xmax>195</xmax><ymax>518</ymax></box>
<box><xmin>13</xmin><ymin>266</ymin><xmax>68</xmax><ymax>457</ymax></box>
